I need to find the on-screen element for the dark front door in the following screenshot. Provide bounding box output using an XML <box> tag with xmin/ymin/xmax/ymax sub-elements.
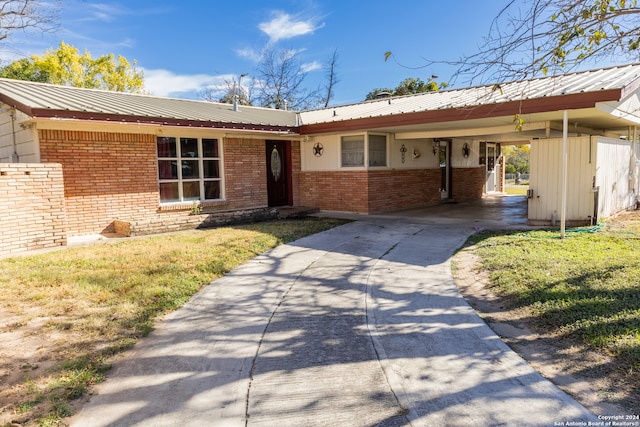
<box><xmin>266</xmin><ymin>140</ymin><xmax>289</xmax><ymax>206</ymax></box>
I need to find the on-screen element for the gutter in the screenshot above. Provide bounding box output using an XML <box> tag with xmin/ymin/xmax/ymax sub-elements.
<box><xmin>299</xmin><ymin>90</ymin><xmax>623</xmax><ymax>134</ymax></box>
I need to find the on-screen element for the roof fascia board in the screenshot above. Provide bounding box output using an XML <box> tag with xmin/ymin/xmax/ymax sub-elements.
<box><xmin>31</xmin><ymin>117</ymin><xmax>301</xmax><ymax>137</ymax></box>
<box><xmin>621</xmin><ymin>75</ymin><xmax>640</xmax><ymax>99</ymax></box>
<box><xmin>395</xmin><ymin>121</ymin><xmax>551</xmax><ymax>139</ymax></box>
<box><xmin>29</xmin><ymin>108</ymin><xmax>299</xmax><ymax>133</ymax></box>
<box><xmin>596</xmin><ymin>97</ymin><xmax>640</xmax><ymax>126</ymax></box>
<box><xmin>300</xmin><ymin>90</ymin><xmax>622</xmax><ymax>134</ymax></box>
<box><xmin>0</xmin><ymin>93</ymin><xmax>34</xmax><ymax>116</ymax></box>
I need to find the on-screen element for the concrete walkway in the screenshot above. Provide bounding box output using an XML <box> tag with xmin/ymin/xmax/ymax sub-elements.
<box><xmin>70</xmin><ymin>201</ymin><xmax>597</xmax><ymax>427</ymax></box>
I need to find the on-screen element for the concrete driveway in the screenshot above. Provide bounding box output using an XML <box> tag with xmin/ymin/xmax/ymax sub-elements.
<box><xmin>70</xmin><ymin>196</ymin><xmax>597</xmax><ymax>426</ymax></box>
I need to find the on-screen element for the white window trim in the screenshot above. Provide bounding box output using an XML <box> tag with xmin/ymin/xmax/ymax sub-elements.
<box><xmin>339</xmin><ymin>133</ymin><xmax>389</xmax><ymax>169</ymax></box>
<box><xmin>157</xmin><ymin>135</ymin><xmax>225</xmax><ymax>205</ymax></box>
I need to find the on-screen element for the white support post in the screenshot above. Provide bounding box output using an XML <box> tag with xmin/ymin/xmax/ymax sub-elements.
<box><xmin>561</xmin><ymin>110</ymin><xmax>568</xmax><ymax>239</ymax></box>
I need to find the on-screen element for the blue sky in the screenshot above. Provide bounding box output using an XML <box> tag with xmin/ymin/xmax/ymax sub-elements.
<box><xmin>5</xmin><ymin>0</ymin><xmax>511</xmax><ymax>105</ymax></box>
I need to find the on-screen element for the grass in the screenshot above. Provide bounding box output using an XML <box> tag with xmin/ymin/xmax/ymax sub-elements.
<box><xmin>0</xmin><ymin>217</ymin><xmax>348</xmax><ymax>426</ymax></box>
<box><xmin>505</xmin><ymin>185</ymin><xmax>528</xmax><ymax>196</ymax></box>
<box><xmin>467</xmin><ymin>218</ymin><xmax>640</xmax><ymax>382</ymax></box>
<box><xmin>504</xmin><ymin>179</ymin><xmax>529</xmax><ymax>196</ymax></box>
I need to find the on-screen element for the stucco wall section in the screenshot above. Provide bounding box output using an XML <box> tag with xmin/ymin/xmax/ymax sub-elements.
<box><xmin>0</xmin><ymin>163</ymin><xmax>67</xmax><ymax>255</ymax></box>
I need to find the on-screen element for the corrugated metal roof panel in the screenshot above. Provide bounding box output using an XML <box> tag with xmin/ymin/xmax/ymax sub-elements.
<box><xmin>299</xmin><ymin>63</ymin><xmax>640</xmax><ymax>125</ymax></box>
<box><xmin>2</xmin><ymin>63</ymin><xmax>640</xmax><ymax>130</ymax></box>
<box><xmin>0</xmin><ymin>78</ymin><xmax>299</xmax><ymax>127</ymax></box>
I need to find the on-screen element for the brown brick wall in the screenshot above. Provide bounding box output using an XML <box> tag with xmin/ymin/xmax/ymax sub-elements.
<box><xmin>39</xmin><ymin>130</ymin><xmax>159</xmax><ymax>235</ymax></box>
<box><xmin>451</xmin><ymin>167</ymin><xmax>485</xmax><ymax>200</ymax></box>
<box><xmin>222</xmin><ymin>137</ymin><xmax>268</xmax><ymax>209</ymax></box>
<box><xmin>300</xmin><ymin>169</ymin><xmax>445</xmax><ymax>213</ymax></box>
<box><xmin>0</xmin><ymin>163</ymin><xmax>67</xmax><ymax>255</ymax></box>
<box><xmin>300</xmin><ymin>170</ymin><xmax>370</xmax><ymax>212</ymax></box>
<box><xmin>290</xmin><ymin>141</ymin><xmax>301</xmax><ymax>206</ymax></box>
<box><xmin>37</xmin><ymin>132</ymin><xmax>281</xmax><ymax>237</ymax></box>
<box><xmin>368</xmin><ymin>169</ymin><xmax>442</xmax><ymax>213</ymax></box>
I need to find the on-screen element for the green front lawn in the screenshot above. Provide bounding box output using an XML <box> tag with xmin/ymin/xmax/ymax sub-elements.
<box><xmin>0</xmin><ymin>218</ymin><xmax>348</xmax><ymax>427</ymax></box>
<box><xmin>468</xmin><ymin>218</ymin><xmax>640</xmax><ymax>386</ymax></box>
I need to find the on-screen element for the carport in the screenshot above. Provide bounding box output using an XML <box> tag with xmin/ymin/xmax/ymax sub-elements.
<box><xmin>298</xmin><ymin>64</ymin><xmax>640</xmax><ymax>225</ymax></box>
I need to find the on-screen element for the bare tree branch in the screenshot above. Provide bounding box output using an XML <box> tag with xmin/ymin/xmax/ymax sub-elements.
<box><xmin>0</xmin><ymin>0</ymin><xmax>60</xmax><ymax>44</ymax></box>
<box><xmin>255</xmin><ymin>47</ymin><xmax>319</xmax><ymax>110</ymax></box>
<box><xmin>321</xmin><ymin>47</ymin><xmax>339</xmax><ymax>108</ymax></box>
<box><xmin>450</xmin><ymin>0</ymin><xmax>640</xmax><ymax>84</ymax></box>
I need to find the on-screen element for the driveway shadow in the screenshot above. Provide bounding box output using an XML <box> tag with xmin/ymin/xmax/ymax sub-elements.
<box><xmin>70</xmin><ymin>220</ymin><xmax>596</xmax><ymax>427</ymax></box>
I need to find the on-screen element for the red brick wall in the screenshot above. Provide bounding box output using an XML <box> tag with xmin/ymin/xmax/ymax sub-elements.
<box><xmin>39</xmin><ymin>130</ymin><xmax>159</xmax><ymax>235</ymax></box>
<box><xmin>0</xmin><ymin>163</ymin><xmax>67</xmax><ymax>255</ymax></box>
<box><xmin>300</xmin><ymin>170</ymin><xmax>370</xmax><ymax>212</ymax></box>
<box><xmin>290</xmin><ymin>141</ymin><xmax>301</xmax><ymax>206</ymax></box>
<box><xmin>368</xmin><ymin>169</ymin><xmax>442</xmax><ymax>213</ymax></box>
<box><xmin>222</xmin><ymin>137</ymin><xmax>268</xmax><ymax>209</ymax></box>
<box><xmin>37</xmin><ymin>132</ymin><xmax>283</xmax><ymax>237</ymax></box>
<box><xmin>300</xmin><ymin>169</ymin><xmax>445</xmax><ymax>213</ymax></box>
<box><xmin>451</xmin><ymin>167</ymin><xmax>485</xmax><ymax>200</ymax></box>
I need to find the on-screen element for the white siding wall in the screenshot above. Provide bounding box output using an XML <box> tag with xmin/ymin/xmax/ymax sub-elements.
<box><xmin>0</xmin><ymin>108</ymin><xmax>39</xmax><ymax>162</ymax></box>
<box><xmin>301</xmin><ymin>134</ymin><xmax>476</xmax><ymax>171</ymax></box>
<box><xmin>529</xmin><ymin>136</ymin><xmax>596</xmax><ymax>223</ymax></box>
<box><xmin>301</xmin><ymin>134</ymin><xmax>343</xmax><ymax>171</ymax></box>
<box><xmin>452</xmin><ymin>139</ymin><xmax>479</xmax><ymax>168</ymax></box>
<box><xmin>389</xmin><ymin>138</ymin><xmax>439</xmax><ymax>169</ymax></box>
<box><xmin>595</xmin><ymin>137</ymin><xmax>636</xmax><ymax>218</ymax></box>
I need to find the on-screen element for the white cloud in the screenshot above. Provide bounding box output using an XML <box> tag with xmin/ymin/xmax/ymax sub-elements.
<box><xmin>75</xmin><ymin>3</ymin><xmax>129</xmax><ymax>23</ymax></box>
<box><xmin>235</xmin><ymin>47</ymin><xmax>262</xmax><ymax>62</ymax></box>
<box><xmin>301</xmin><ymin>61</ymin><xmax>322</xmax><ymax>73</ymax></box>
<box><xmin>143</xmin><ymin>69</ymin><xmax>233</xmax><ymax>98</ymax></box>
<box><xmin>259</xmin><ymin>11</ymin><xmax>324</xmax><ymax>44</ymax></box>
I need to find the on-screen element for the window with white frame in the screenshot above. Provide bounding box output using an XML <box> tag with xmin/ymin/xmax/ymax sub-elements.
<box><xmin>340</xmin><ymin>134</ymin><xmax>387</xmax><ymax>168</ymax></box>
<box><xmin>368</xmin><ymin>134</ymin><xmax>387</xmax><ymax>167</ymax></box>
<box><xmin>341</xmin><ymin>135</ymin><xmax>364</xmax><ymax>167</ymax></box>
<box><xmin>157</xmin><ymin>136</ymin><xmax>222</xmax><ymax>203</ymax></box>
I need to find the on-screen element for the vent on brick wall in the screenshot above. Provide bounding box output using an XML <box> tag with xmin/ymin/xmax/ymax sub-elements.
<box><xmin>0</xmin><ymin>171</ymin><xmax>6</xmax><ymax>176</ymax></box>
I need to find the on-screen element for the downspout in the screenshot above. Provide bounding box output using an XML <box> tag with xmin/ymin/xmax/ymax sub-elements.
<box><xmin>10</xmin><ymin>106</ymin><xmax>19</xmax><ymax>163</ymax></box>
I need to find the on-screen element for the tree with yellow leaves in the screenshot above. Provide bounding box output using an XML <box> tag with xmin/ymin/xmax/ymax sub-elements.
<box><xmin>0</xmin><ymin>41</ymin><xmax>145</xmax><ymax>93</ymax></box>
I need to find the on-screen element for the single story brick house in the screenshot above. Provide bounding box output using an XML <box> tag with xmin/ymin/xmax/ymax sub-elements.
<box><xmin>1</xmin><ymin>63</ymin><xmax>640</xmax><ymax>254</ymax></box>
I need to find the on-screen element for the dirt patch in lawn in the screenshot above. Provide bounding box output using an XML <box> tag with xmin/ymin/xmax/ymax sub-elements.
<box><xmin>453</xmin><ymin>210</ymin><xmax>640</xmax><ymax>417</ymax></box>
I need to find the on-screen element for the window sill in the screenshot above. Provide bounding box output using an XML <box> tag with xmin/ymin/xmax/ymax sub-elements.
<box><xmin>158</xmin><ymin>200</ymin><xmax>225</xmax><ymax>212</ymax></box>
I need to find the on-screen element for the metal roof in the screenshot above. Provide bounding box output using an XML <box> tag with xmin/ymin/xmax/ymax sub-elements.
<box><xmin>298</xmin><ymin>63</ymin><xmax>640</xmax><ymax>127</ymax></box>
<box><xmin>0</xmin><ymin>78</ymin><xmax>299</xmax><ymax>131</ymax></box>
<box><xmin>2</xmin><ymin>63</ymin><xmax>640</xmax><ymax>134</ymax></box>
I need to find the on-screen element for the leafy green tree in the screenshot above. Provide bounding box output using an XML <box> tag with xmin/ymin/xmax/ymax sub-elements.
<box><xmin>503</xmin><ymin>145</ymin><xmax>530</xmax><ymax>174</ymax></box>
<box><xmin>0</xmin><ymin>57</ymin><xmax>48</xmax><ymax>81</ymax></box>
<box><xmin>0</xmin><ymin>41</ymin><xmax>145</xmax><ymax>93</ymax></box>
<box><xmin>365</xmin><ymin>76</ymin><xmax>447</xmax><ymax>100</ymax></box>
